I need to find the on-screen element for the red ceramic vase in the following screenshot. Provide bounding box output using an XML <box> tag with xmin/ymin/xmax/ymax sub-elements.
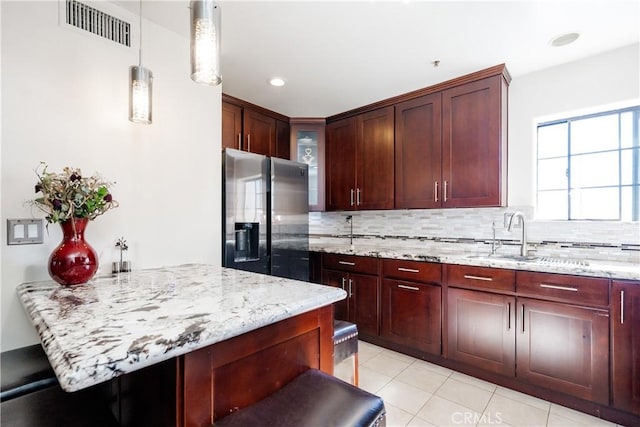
<box><xmin>48</xmin><ymin>218</ymin><xmax>98</xmax><ymax>286</ymax></box>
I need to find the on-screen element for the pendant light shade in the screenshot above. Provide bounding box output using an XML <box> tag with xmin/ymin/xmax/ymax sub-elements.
<box><xmin>190</xmin><ymin>0</ymin><xmax>222</xmax><ymax>86</ymax></box>
<box><xmin>129</xmin><ymin>65</ymin><xmax>153</xmax><ymax>124</ymax></box>
<box><xmin>129</xmin><ymin>0</ymin><xmax>152</xmax><ymax>124</ymax></box>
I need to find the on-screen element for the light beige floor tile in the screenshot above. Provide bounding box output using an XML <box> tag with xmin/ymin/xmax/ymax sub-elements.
<box><xmin>410</xmin><ymin>358</ymin><xmax>454</xmax><ymax>377</ymax></box>
<box><xmin>383</xmin><ymin>348</ymin><xmax>421</xmax><ymax>364</ymax></box>
<box><xmin>359</xmin><ymin>365</ymin><xmax>393</xmax><ymax>394</ymax></box>
<box><xmin>359</xmin><ymin>340</ymin><xmax>385</xmax><ymax>364</ymax></box>
<box><xmin>449</xmin><ymin>371</ymin><xmax>498</xmax><ymax>392</ymax></box>
<box><xmin>383</xmin><ymin>402</ymin><xmax>415</xmax><ymax>427</ymax></box>
<box><xmin>494</xmin><ymin>386</ymin><xmax>551</xmax><ymax>412</ymax></box>
<box><xmin>407</xmin><ymin>415</ymin><xmax>437</xmax><ymax>427</ymax></box>
<box><xmin>435</xmin><ymin>377</ymin><xmax>494</xmax><ymax>413</ymax></box>
<box><xmin>377</xmin><ymin>379</ymin><xmax>433</xmax><ymax>414</ymax></box>
<box><xmin>361</xmin><ymin>352</ymin><xmax>412</xmax><ymax>378</ymax></box>
<box><xmin>483</xmin><ymin>393</ymin><xmax>549</xmax><ymax>427</ymax></box>
<box><xmin>395</xmin><ymin>363</ymin><xmax>450</xmax><ymax>393</ymax></box>
<box><xmin>416</xmin><ymin>395</ymin><xmax>480</xmax><ymax>427</ymax></box>
<box><xmin>549</xmin><ymin>404</ymin><xmax>616</xmax><ymax>426</ymax></box>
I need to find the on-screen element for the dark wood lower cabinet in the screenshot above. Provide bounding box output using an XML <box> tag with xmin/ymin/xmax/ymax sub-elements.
<box><xmin>612</xmin><ymin>280</ymin><xmax>640</xmax><ymax>415</ymax></box>
<box><xmin>447</xmin><ymin>288</ymin><xmax>515</xmax><ymax>376</ymax></box>
<box><xmin>381</xmin><ymin>279</ymin><xmax>441</xmax><ymax>354</ymax></box>
<box><xmin>322</xmin><ymin>268</ymin><xmax>379</xmax><ymax>337</ymax></box>
<box><xmin>516</xmin><ymin>297</ymin><xmax>609</xmax><ymax>405</ymax></box>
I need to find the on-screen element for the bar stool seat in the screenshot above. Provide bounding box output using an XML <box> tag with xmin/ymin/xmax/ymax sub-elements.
<box><xmin>214</xmin><ymin>368</ymin><xmax>385</xmax><ymax>427</ymax></box>
<box><xmin>333</xmin><ymin>319</ymin><xmax>359</xmax><ymax>385</ymax></box>
<box><xmin>1</xmin><ymin>344</ymin><xmax>58</xmax><ymax>402</ymax></box>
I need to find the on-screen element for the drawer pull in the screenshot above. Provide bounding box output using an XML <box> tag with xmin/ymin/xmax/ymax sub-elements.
<box><xmin>338</xmin><ymin>261</ymin><xmax>356</xmax><ymax>266</ymax></box>
<box><xmin>621</xmin><ymin>290</ymin><xmax>625</xmax><ymax>324</ymax></box>
<box><xmin>539</xmin><ymin>284</ymin><xmax>578</xmax><ymax>292</ymax></box>
<box><xmin>398</xmin><ymin>267</ymin><xmax>420</xmax><ymax>273</ymax></box>
<box><xmin>398</xmin><ymin>284</ymin><xmax>420</xmax><ymax>291</ymax></box>
<box><xmin>463</xmin><ymin>274</ymin><xmax>493</xmax><ymax>282</ymax></box>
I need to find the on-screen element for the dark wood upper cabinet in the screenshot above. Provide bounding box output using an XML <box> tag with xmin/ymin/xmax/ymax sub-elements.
<box><xmin>243</xmin><ymin>109</ymin><xmax>275</xmax><ymax>156</ymax></box>
<box><xmin>516</xmin><ymin>297</ymin><xmax>609</xmax><ymax>405</ymax></box>
<box><xmin>326</xmin><ymin>117</ymin><xmax>357</xmax><ymax>211</ymax></box>
<box><xmin>356</xmin><ymin>107</ymin><xmax>395</xmax><ymax>210</ymax></box>
<box><xmin>612</xmin><ymin>280</ymin><xmax>640</xmax><ymax>415</ymax></box>
<box><xmin>221</xmin><ymin>95</ymin><xmax>290</xmax><ymax>159</ymax></box>
<box><xmin>222</xmin><ymin>101</ymin><xmax>243</xmax><ymax>151</ymax></box>
<box><xmin>395</xmin><ymin>93</ymin><xmax>443</xmax><ymax>209</ymax></box>
<box><xmin>442</xmin><ymin>75</ymin><xmax>508</xmax><ymax>207</ymax></box>
<box><xmin>326</xmin><ymin>107</ymin><xmax>394</xmax><ymax>211</ymax></box>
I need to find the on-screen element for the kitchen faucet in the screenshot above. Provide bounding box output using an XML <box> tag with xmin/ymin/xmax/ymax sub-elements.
<box><xmin>507</xmin><ymin>211</ymin><xmax>528</xmax><ymax>257</ymax></box>
<box><xmin>346</xmin><ymin>215</ymin><xmax>354</xmax><ymax>247</ymax></box>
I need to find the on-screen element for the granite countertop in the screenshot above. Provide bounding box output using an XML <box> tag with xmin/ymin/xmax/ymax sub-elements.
<box><xmin>17</xmin><ymin>264</ymin><xmax>346</xmax><ymax>392</ymax></box>
<box><xmin>311</xmin><ymin>238</ymin><xmax>640</xmax><ymax>281</ymax></box>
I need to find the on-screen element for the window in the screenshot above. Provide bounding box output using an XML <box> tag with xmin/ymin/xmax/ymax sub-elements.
<box><xmin>536</xmin><ymin>106</ymin><xmax>640</xmax><ymax>221</ymax></box>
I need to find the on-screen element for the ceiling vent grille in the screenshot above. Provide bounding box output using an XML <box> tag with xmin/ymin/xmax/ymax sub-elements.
<box><xmin>65</xmin><ymin>0</ymin><xmax>131</xmax><ymax>47</ymax></box>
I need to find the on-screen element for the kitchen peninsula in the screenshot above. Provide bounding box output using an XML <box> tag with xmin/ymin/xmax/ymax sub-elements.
<box><xmin>17</xmin><ymin>264</ymin><xmax>346</xmax><ymax>426</ymax></box>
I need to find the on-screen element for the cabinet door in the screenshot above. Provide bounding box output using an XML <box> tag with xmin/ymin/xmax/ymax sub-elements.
<box><xmin>244</xmin><ymin>109</ymin><xmax>275</xmax><ymax>156</ymax></box>
<box><xmin>322</xmin><ymin>269</ymin><xmax>349</xmax><ymax>321</ymax></box>
<box><xmin>517</xmin><ymin>297</ymin><xmax>609</xmax><ymax>404</ymax></box>
<box><xmin>222</xmin><ymin>102</ymin><xmax>243</xmax><ymax>151</ymax></box>
<box><xmin>275</xmin><ymin>119</ymin><xmax>290</xmax><ymax>160</ymax></box>
<box><xmin>356</xmin><ymin>107</ymin><xmax>395</xmax><ymax>210</ymax></box>
<box><xmin>382</xmin><ymin>279</ymin><xmax>441</xmax><ymax>354</ymax></box>
<box><xmin>326</xmin><ymin>117</ymin><xmax>357</xmax><ymax>211</ymax></box>
<box><xmin>395</xmin><ymin>94</ymin><xmax>442</xmax><ymax>208</ymax></box>
<box><xmin>350</xmin><ymin>273</ymin><xmax>379</xmax><ymax>337</ymax></box>
<box><xmin>447</xmin><ymin>288</ymin><xmax>515</xmax><ymax>376</ymax></box>
<box><xmin>612</xmin><ymin>281</ymin><xmax>640</xmax><ymax>414</ymax></box>
<box><xmin>442</xmin><ymin>75</ymin><xmax>506</xmax><ymax>207</ymax></box>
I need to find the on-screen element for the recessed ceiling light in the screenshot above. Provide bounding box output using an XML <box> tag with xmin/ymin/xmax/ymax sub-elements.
<box><xmin>550</xmin><ymin>32</ymin><xmax>580</xmax><ymax>47</ymax></box>
<box><xmin>269</xmin><ymin>78</ymin><xmax>285</xmax><ymax>87</ymax></box>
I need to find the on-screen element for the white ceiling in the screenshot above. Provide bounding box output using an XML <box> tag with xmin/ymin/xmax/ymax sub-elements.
<box><xmin>115</xmin><ymin>0</ymin><xmax>640</xmax><ymax>118</ymax></box>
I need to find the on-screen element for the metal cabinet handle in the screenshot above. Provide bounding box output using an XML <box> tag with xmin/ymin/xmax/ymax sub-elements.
<box><xmin>341</xmin><ymin>277</ymin><xmax>346</xmax><ymax>290</ymax></box>
<box><xmin>357</xmin><ymin>188</ymin><xmax>361</xmax><ymax>206</ymax></box>
<box><xmin>507</xmin><ymin>302</ymin><xmax>511</xmax><ymax>330</ymax></box>
<box><xmin>539</xmin><ymin>283</ymin><xmax>578</xmax><ymax>292</ymax></box>
<box><xmin>338</xmin><ymin>261</ymin><xmax>355</xmax><ymax>266</ymax></box>
<box><xmin>350</xmin><ymin>189</ymin><xmax>355</xmax><ymax>206</ymax></box>
<box><xmin>237</xmin><ymin>133</ymin><xmax>242</xmax><ymax>150</ymax></box>
<box><xmin>348</xmin><ymin>279</ymin><xmax>353</xmax><ymax>298</ymax></box>
<box><xmin>443</xmin><ymin>180</ymin><xmax>448</xmax><ymax>202</ymax></box>
<box><xmin>434</xmin><ymin>181</ymin><xmax>439</xmax><ymax>203</ymax></box>
<box><xmin>463</xmin><ymin>274</ymin><xmax>493</xmax><ymax>282</ymax></box>
<box><xmin>247</xmin><ymin>134</ymin><xmax>251</xmax><ymax>152</ymax></box>
<box><xmin>521</xmin><ymin>304</ymin><xmax>525</xmax><ymax>333</ymax></box>
<box><xmin>398</xmin><ymin>284</ymin><xmax>420</xmax><ymax>291</ymax></box>
<box><xmin>621</xmin><ymin>290</ymin><xmax>625</xmax><ymax>324</ymax></box>
<box><xmin>398</xmin><ymin>267</ymin><xmax>420</xmax><ymax>273</ymax></box>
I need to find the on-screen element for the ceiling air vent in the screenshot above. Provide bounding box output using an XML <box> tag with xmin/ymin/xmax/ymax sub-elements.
<box><xmin>65</xmin><ymin>0</ymin><xmax>131</xmax><ymax>47</ymax></box>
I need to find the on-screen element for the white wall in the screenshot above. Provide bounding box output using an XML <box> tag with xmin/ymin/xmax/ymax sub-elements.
<box><xmin>508</xmin><ymin>43</ymin><xmax>640</xmax><ymax>207</ymax></box>
<box><xmin>1</xmin><ymin>1</ymin><xmax>222</xmax><ymax>351</ymax></box>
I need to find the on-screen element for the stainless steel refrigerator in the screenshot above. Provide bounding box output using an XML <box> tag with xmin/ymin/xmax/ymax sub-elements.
<box><xmin>222</xmin><ymin>148</ymin><xmax>309</xmax><ymax>281</ymax></box>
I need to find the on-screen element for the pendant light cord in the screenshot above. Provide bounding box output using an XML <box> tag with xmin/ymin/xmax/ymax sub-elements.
<box><xmin>138</xmin><ymin>0</ymin><xmax>143</xmax><ymax>66</ymax></box>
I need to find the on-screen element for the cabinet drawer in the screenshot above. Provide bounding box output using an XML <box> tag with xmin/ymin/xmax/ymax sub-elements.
<box><xmin>516</xmin><ymin>271</ymin><xmax>609</xmax><ymax>307</ymax></box>
<box><xmin>382</xmin><ymin>259</ymin><xmax>441</xmax><ymax>283</ymax></box>
<box><xmin>322</xmin><ymin>253</ymin><xmax>378</xmax><ymax>275</ymax></box>
<box><xmin>446</xmin><ymin>264</ymin><xmax>515</xmax><ymax>292</ymax></box>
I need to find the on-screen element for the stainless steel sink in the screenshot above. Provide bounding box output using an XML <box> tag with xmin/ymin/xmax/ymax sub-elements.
<box><xmin>466</xmin><ymin>254</ymin><xmax>589</xmax><ymax>267</ymax></box>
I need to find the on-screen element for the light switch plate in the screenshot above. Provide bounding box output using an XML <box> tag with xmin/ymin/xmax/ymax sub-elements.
<box><xmin>7</xmin><ymin>219</ymin><xmax>44</xmax><ymax>245</ymax></box>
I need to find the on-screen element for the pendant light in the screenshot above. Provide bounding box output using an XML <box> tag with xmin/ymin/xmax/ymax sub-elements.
<box><xmin>190</xmin><ymin>0</ymin><xmax>222</xmax><ymax>86</ymax></box>
<box><xmin>129</xmin><ymin>0</ymin><xmax>152</xmax><ymax>124</ymax></box>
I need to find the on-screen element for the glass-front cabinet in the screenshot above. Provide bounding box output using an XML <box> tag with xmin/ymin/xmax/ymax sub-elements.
<box><xmin>290</xmin><ymin>119</ymin><xmax>325</xmax><ymax>211</ymax></box>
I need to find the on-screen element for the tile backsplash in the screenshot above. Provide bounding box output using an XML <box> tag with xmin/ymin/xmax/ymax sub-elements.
<box><xmin>310</xmin><ymin>207</ymin><xmax>640</xmax><ymax>263</ymax></box>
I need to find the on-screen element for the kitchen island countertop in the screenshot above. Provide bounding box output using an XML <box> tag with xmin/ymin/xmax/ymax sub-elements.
<box><xmin>17</xmin><ymin>264</ymin><xmax>346</xmax><ymax>392</ymax></box>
